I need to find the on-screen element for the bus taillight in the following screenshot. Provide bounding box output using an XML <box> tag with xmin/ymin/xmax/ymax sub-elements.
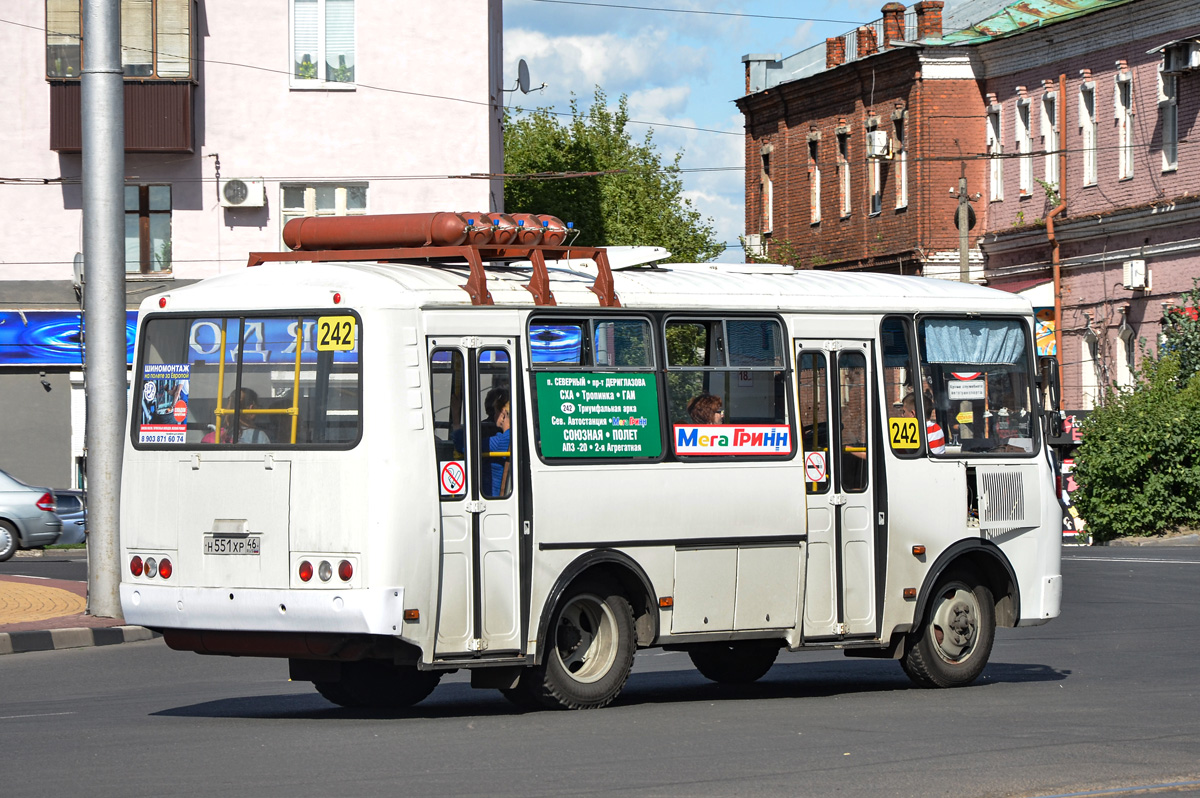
<box><xmin>159</xmin><ymin>558</ymin><xmax>173</xmax><ymax>580</ymax></box>
<box><xmin>338</xmin><ymin>560</ymin><xmax>353</xmax><ymax>581</ymax></box>
<box><xmin>318</xmin><ymin>561</ymin><xmax>332</xmax><ymax>582</ymax></box>
<box><xmin>144</xmin><ymin>558</ymin><xmax>158</xmax><ymax>578</ymax></box>
<box><xmin>299</xmin><ymin>561</ymin><xmax>314</xmax><ymax>582</ymax></box>
<box><xmin>130</xmin><ymin>556</ymin><xmax>144</xmax><ymax>577</ymax></box>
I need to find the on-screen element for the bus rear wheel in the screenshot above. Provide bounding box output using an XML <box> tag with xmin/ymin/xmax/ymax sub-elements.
<box><xmin>316</xmin><ymin>660</ymin><xmax>442</xmax><ymax>709</ymax></box>
<box><xmin>688</xmin><ymin>641</ymin><xmax>780</xmax><ymax>684</ymax></box>
<box><xmin>901</xmin><ymin>571</ymin><xmax>995</xmax><ymax>689</ymax></box>
<box><xmin>506</xmin><ymin>581</ymin><xmax>635</xmax><ymax>710</ymax></box>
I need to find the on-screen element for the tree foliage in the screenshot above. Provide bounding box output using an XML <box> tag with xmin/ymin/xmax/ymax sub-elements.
<box><xmin>503</xmin><ymin>89</ymin><xmax>723</xmax><ymax>263</ymax></box>
<box><xmin>1071</xmin><ymin>283</ymin><xmax>1200</xmax><ymax>540</ymax></box>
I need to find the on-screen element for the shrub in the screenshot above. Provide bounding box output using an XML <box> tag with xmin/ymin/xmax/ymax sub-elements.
<box><xmin>1071</xmin><ymin>355</ymin><xmax>1200</xmax><ymax>541</ymax></box>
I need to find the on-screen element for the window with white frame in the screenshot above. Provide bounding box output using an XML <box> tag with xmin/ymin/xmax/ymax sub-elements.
<box><xmin>125</xmin><ymin>184</ymin><xmax>172</xmax><ymax>274</ymax></box>
<box><xmin>866</xmin><ymin>123</ymin><xmax>882</xmax><ymax>216</ymax></box>
<box><xmin>1016</xmin><ymin>99</ymin><xmax>1032</xmax><ymax>196</ymax></box>
<box><xmin>1116</xmin><ymin>73</ymin><xmax>1134</xmax><ymax>180</ymax></box>
<box><xmin>1116</xmin><ymin>318</ymin><xmax>1136</xmax><ymax>387</ymax></box>
<box><xmin>987</xmin><ymin>108</ymin><xmax>1002</xmax><ymax>201</ymax></box>
<box><xmin>1159</xmin><ymin>67</ymin><xmax>1178</xmax><ymax>171</ymax></box>
<box><xmin>291</xmin><ymin>0</ymin><xmax>355</xmax><ymax>87</ymax></box>
<box><xmin>1080</xmin><ymin>328</ymin><xmax>1100</xmax><ymax>410</ymax></box>
<box><xmin>894</xmin><ymin>117</ymin><xmax>907</xmax><ymax>209</ymax></box>
<box><xmin>760</xmin><ymin>150</ymin><xmax>773</xmax><ymax>234</ymax></box>
<box><xmin>1040</xmin><ymin>91</ymin><xmax>1059</xmax><ymax>189</ymax></box>
<box><xmin>281</xmin><ymin>184</ymin><xmax>367</xmax><ymax>241</ymax></box>
<box><xmin>837</xmin><ymin>131</ymin><xmax>851</xmax><ymax>217</ymax></box>
<box><xmin>1080</xmin><ymin>83</ymin><xmax>1097</xmax><ymax>186</ymax></box>
<box><xmin>808</xmin><ymin>138</ymin><xmax>821</xmax><ymax>225</ymax></box>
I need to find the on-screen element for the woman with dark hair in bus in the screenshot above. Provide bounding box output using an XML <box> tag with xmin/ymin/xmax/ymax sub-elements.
<box><xmin>687</xmin><ymin>393</ymin><xmax>724</xmax><ymax>424</ymax></box>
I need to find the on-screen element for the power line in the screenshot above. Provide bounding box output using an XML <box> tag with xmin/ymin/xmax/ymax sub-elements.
<box><xmin>526</xmin><ymin>0</ymin><xmax>865</xmax><ymax>24</ymax></box>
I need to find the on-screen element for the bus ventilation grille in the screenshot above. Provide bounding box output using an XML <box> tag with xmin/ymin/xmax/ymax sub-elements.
<box><xmin>977</xmin><ymin>469</ymin><xmax>1030</xmax><ymax>534</ymax></box>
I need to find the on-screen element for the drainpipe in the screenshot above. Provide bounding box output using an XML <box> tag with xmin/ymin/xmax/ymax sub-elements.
<box><xmin>1046</xmin><ymin>73</ymin><xmax>1067</xmax><ymax>371</ymax></box>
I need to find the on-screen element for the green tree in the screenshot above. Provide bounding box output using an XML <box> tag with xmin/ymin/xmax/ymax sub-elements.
<box><xmin>1159</xmin><ymin>280</ymin><xmax>1200</xmax><ymax>387</ymax></box>
<box><xmin>504</xmin><ymin>89</ymin><xmax>723</xmax><ymax>263</ymax></box>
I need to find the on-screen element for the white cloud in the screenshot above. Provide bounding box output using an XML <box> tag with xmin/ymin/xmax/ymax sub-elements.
<box><xmin>627</xmin><ymin>86</ymin><xmax>692</xmax><ymax>122</ymax></box>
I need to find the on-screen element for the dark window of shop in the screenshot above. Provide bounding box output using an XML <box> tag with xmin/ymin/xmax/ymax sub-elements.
<box><xmin>125</xmin><ymin>185</ymin><xmax>172</xmax><ymax>274</ymax></box>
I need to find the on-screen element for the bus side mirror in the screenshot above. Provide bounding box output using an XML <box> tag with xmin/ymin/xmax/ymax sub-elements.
<box><xmin>1038</xmin><ymin>357</ymin><xmax>1063</xmax><ymax>438</ymax></box>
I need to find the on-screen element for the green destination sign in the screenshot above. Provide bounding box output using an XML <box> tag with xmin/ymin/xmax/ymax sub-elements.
<box><xmin>535</xmin><ymin>372</ymin><xmax>662</xmax><ymax>458</ymax></box>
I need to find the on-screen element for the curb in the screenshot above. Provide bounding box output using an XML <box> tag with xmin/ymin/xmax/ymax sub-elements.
<box><xmin>1104</xmin><ymin>533</ymin><xmax>1200</xmax><ymax>547</ymax></box>
<box><xmin>0</xmin><ymin>625</ymin><xmax>159</xmax><ymax>656</ymax></box>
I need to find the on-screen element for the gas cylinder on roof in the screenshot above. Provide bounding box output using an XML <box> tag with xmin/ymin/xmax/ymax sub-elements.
<box><xmin>485</xmin><ymin>212</ymin><xmax>519</xmax><ymax>245</ymax></box>
<box><xmin>457</xmin><ymin>212</ymin><xmax>498</xmax><ymax>246</ymax></box>
<box><xmin>537</xmin><ymin>215</ymin><xmax>568</xmax><ymax>246</ymax></box>
<box><xmin>509</xmin><ymin>213</ymin><xmax>545</xmax><ymax>245</ymax></box>
<box><xmin>281</xmin><ymin>212</ymin><xmax>470</xmax><ymax>251</ymax></box>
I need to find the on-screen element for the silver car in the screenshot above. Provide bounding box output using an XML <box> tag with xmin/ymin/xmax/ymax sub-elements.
<box><xmin>0</xmin><ymin>469</ymin><xmax>63</xmax><ymax>561</ymax></box>
<box><xmin>54</xmin><ymin>489</ymin><xmax>87</xmax><ymax>545</ymax></box>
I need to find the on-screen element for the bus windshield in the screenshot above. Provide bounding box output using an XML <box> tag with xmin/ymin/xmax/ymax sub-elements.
<box><xmin>132</xmin><ymin>313</ymin><xmax>362</xmax><ymax>448</ymax></box>
<box><xmin>918</xmin><ymin>317</ymin><xmax>1036</xmax><ymax>455</ymax></box>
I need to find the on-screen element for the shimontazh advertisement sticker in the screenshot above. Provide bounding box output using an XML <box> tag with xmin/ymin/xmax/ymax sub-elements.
<box><xmin>139</xmin><ymin>364</ymin><xmax>190</xmax><ymax>444</ymax></box>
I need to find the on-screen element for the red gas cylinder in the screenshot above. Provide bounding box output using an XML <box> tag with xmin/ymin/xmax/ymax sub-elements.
<box><xmin>536</xmin><ymin>215</ymin><xmax>568</xmax><ymax>246</ymax></box>
<box><xmin>457</xmin><ymin>212</ymin><xmax>497</xmax><ymax>246</ymax></box>
<box><xmin>282</xmin><ymin>212</ymin><xmax>469</xmax><ymax>251</ymax></box>
<box><xmin>485</xmin><ymin>212</ymin><xmax>519</xmax><ymax>245</ymax></box>
<box><xmin>509</xmin><ymin>213</ymin><xmax>545</xmax><ymax>245</ymax></box>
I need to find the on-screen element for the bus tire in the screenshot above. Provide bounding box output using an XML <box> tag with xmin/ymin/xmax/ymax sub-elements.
<box><xmin>688</xmin><ymin>641</ymin><xmax>780</xmax><ymax>684</ymax></box>
<box><xmin>516</xmin><ymin>581</ymin><xmax>636</xmax><ymax>710</ymax></box>
<box><xmin>318</xmin><ymin>660</ymin><xmax>442</xmax><ymax>709</ymax></box>
<box><xmin>0</xmin><ymin>521</ymin><xmax>18</xmax><ymax>562</ymax></box>
<box><xmin>901</xmin><ymin>571</ymin><xmax>995</xmax><ymax>689</ymax></box>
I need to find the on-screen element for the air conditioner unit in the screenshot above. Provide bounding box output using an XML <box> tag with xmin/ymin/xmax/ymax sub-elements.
<box><xmin>1163</xmin><ymin>42</ymin><xmax>1200</xmax><ymax>73</ymax></box>
<box><xmin>744</xmin><ymin>233</ymin><xmax>766</xmax><ymax>258</ymax></box>
<box><xmin>1122</xmin><ymin>259</ymin><xmax>1148</xmax><ymax>290</ymax></box>
<box><xmin>219</xmin><ymin>178</ymin><xmax>266</xmax><ymax>208</ymax></box>
<box><xmin>866</xmin><ymin>129</ymin><xmax>892</xmax><ymax>159</ymax></box>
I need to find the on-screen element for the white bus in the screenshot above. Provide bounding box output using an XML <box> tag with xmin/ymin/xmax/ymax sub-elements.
<box><xmin>120</xmin><ymin>213</ymin><xmax>1063</xmax><ymax>710</ymax></box>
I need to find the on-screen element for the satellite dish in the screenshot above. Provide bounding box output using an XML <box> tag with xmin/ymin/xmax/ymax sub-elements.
<box><xmin>72</xmin><ymin>252</ymin><xmax>84</xmax><ymax>289</ymax></box>
<box><xmin>518</xmin><ymin>59</ymin><xmax>531</xmax><ymax>94</ymax></box>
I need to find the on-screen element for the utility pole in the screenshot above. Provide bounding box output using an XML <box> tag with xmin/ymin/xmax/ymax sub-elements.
<box><xmin>951</xmin><ymin>173</ymin><xmax>979</xmax><ymax>284</ymax></box>
<box><xmin>82</xmin><ymin>0</ymin><xmax>126</xmax><ymax>618</ymax></box>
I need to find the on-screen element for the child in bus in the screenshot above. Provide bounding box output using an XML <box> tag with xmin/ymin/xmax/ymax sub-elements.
<box><xmin>487</xmin><ymin>400</ymin><xmax>512</xmax><ymax>497</ymax></box>
<box><xmin>687</xmin><ymin>393</ymin><xmax>724</xmax><ymax>424</ymax></box>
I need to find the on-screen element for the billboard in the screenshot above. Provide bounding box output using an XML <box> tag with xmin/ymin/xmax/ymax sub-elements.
<box><xmin>0</xmin><ymin>310</ymin><xmax>138</xmax><ymax>367</ymax></box>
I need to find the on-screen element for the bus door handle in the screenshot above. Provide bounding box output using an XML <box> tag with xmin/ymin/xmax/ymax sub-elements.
<box><xmin>830</xmin><ymin>495</ymin><xmax>847</xmax><ymax>506</ymax></box>
<box><xmin>465</xmin><ymin>500</ymin><xmax>486</xmax><ymax>514</ymax></box>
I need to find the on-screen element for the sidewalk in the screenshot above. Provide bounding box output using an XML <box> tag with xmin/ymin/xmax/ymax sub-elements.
<box><xmin>0</xmin><ymin>552</ymin><xmax>157</xmax><ymax>655</ymax></box>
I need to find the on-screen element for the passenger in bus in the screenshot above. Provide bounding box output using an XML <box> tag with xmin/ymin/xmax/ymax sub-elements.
<box><xmin>235</xmin><ymin>388</ymin><xmax>270</xmax><ymax>444</ymax></box>
<box><xmin>686</xmin><ymin>393</ymin><xmax>724</xmax><ymax>424</ymax></box>
<box><xmin>903</xmin><ymin>391</ymin><xmax>945</xmax><ymax>454</ymax></box>
<box><xmin>486</xmin><ymin>400</ymin><xmax>512</xmax><ymax>497</ymax></box>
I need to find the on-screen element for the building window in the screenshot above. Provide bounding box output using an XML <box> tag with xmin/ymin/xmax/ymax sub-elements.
<box><xmin>291</xmin><ymin>0</ymin><xmax>356</xmax><ymax>87</ymax></box>
<box><xmin>760</xmin><ymin>150</ymin><xmax>773</xmax><ymax>234</ymax></box>
<box><xmin>1016</xmin><ymin>100</ymin><xmax>1032</xmax><ymax>196</ymax></box>
<box><xmin>46</xmin><ymin>0</ymin><xmax>194</xmax><ymax>79</ymax></box>
<box><xmin>1116</xmin><ymin>317</ymin><xmax>1136</xmax><ymax>388</ymax></box>
<box><xmin>866</xmin><ymin>124</ymin><xmax>882</xmax><ymax>216</ymax></box>
<box><xmin>1159</xmin><ymin>68</ymin><xmax>1178</xmax><ymax>172</ymax></box>
<box><xmin>808</xmin><ymin>139</ymin><xmax>821</xmax><ymax>225</ymax></box>
<box><xmin>1041</xmin><ymin>91</ymin><xmax>1059</xmax><ymax>190</ymax></box>
<box><xmin>987</xmin><ymin>108</ymin><xmax>1002</xmax><ymax>201</ymax></box>
<box><xmin>894</xmin><ymin>118</ymin><xmax>907</xmax><ymax>209</ymax></box>
<box><xmin>125</xmin><ymin>185</ymin><xmax>172</xmax><ymax>274</ymax></box>
<box><xmin>1080</xmin><ymin>83</ymin><xmax>1097</xmax><ymax>186</ymax></box>
<box><xmin>281</xmin><ymin>184</ymin><xmax>368</xmax><ymax>240</ymax></box>
<box><xmin>837</xmin><ymin>131</ymin><xmax>851</xmax><ymax>218</ymax></box>
<box><xmin>1116</xmin><ymin>74</ymin><xmax>1134</xmax><ymax>180</ymax></box>
<box><xmin>1080</xmin><ymin>327</ymin><xmax>1100</xmax><ymax>410</ymax></box>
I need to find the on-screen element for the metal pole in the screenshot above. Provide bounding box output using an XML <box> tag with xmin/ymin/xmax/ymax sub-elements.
<box><xmin>82</xmin><ymin>0</ymin><xmax>126</xmax><ymax>618</ymax></box>
<box><xmin>957</xmin><ymin>176</ymin><xmax>970</xmax><ymax>283</ymax></box>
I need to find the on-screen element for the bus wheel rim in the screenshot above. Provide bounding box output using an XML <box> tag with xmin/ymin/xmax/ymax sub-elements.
<box><xmin>930</xmin><ymin>586</ymin><xmax>978</xmax><ymax>664</ymax></box>
<box><xmin>554</xmin><ymin>593</ymin><xmax>618</xmax><ymax>684</ymax></box>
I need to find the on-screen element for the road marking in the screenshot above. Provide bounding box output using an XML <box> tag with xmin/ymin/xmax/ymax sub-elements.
<box><xmin>1065</xmin><ymin>556</ymin><xmax>1200</xmax><ymax>565</ymax></box>
<box><xmin>1030</xmin><ymin>778</ymin><xmax>1200</xmax><ymax>797</ymax></box>
<box><xmin>0</xmin><ymin>712</ymin><xmax>76</xmax><ymax>720</ymax></box>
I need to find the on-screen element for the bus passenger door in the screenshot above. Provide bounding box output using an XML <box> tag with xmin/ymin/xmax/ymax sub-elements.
<box><xmin>428</xmin><ymin>339</ymin><xmax>522</xmax><ymax>658</ymax></box>
<box><xmin>795</xmin><ymin>340</ymin><xmax>877</xmax><ymax>640</ymax></box>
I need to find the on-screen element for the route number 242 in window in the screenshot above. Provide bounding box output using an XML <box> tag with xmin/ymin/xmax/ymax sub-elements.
<box><xmin>317</xmin><ymin>316</ymin><xmax>356</xmax><ymax>351</ymax></box>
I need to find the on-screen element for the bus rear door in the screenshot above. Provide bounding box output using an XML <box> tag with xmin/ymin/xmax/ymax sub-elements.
<box><xmin>428</xmin><ymin>337</ymin><xmax>522</xmax><ymax>658</ymax></box>
<box><xmin>795</xmin><ymin>339</ymin><xmax>877</xmax><ymax>640</ymax></box>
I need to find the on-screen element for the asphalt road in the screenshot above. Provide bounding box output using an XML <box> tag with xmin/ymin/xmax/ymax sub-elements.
<box><xmin>3</xmin><ymin>549</ymin><xmax>1199</xmax><ymax>798</ymax></box>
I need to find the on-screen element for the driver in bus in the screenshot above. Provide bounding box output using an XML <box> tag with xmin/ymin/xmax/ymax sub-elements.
<box><xmin>903</xmin><ymin>391</ymin><xmax>945</xmax><ymax>454</ymax></box>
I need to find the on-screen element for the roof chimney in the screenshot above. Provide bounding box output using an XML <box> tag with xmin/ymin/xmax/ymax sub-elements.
<box><xmin>826</xmin><ymin>36</ymin><xmax>847</xmax><ymax>69</ymax></box>
<box><xmin>914</xmin><ymin>0</ymin><xmax>944</xmax><ymax>39</ymax></box>
<box><xmin>881</xmin><ymin>3</ymin><xmax>906</xmax><ymax>48</ymax></box>
<box><xmin>857</xmin><ymin>26</ymin><xmax>879</xmax><ymax>58</ymax></box>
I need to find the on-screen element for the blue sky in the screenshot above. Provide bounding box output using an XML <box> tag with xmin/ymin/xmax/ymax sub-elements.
<box><xmin>501</xmin><ymin>0</ymin><xmax>886</xmax><ymax>261</ymax></box>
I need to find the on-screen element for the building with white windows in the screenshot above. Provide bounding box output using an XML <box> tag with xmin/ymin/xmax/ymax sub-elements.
<box><xmin>1</xmin><ymin>0</ymin><xmax>503</xmax><ymax>488</ymax></box>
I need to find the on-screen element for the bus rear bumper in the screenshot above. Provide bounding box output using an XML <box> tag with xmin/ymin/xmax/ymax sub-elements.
<box><xmin>120</xmin><ymin>583</ymin><xmax>405</xmax><ymax>637</ymax></box>
<box><xmin>1016</xmin><ymin>573</ymin><xmax>1062</xmax><ymax>627</ymax></box>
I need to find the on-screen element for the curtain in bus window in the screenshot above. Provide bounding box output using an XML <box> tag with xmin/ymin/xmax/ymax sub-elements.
<box><xmin>922</xmin><ymin>319</ymin><xmax>1025</xmax><ymax>364</ymax></box>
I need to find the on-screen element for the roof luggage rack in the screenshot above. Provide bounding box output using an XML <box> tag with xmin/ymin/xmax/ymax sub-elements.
<box><xmin>246</xmin><ymin>211</ymin><xmax>620</xmax><ymax>308</ymax></box>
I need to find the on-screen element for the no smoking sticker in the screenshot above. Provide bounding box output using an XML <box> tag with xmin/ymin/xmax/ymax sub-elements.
<box><xmin>805</xmin><ymin>451</ymin><xmax>827</xmax><ymax>483</ymax></box>
<box><xmin>439</xmin><ymin>461</ymin><xmax>466</xmax><ymax>497</ymax></box>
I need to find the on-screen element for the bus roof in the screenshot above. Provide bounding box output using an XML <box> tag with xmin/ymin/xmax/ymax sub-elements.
<box><xmin>144</xmin><ymin>256</ymin><xmax>1034</xmax><ymax>316</ymax></box>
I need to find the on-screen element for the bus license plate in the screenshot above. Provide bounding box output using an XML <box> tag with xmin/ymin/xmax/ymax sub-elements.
<box><xmin>204</xmin><ymin>535</ymin><xmax>261</xmax><ymax>555</ymax></box>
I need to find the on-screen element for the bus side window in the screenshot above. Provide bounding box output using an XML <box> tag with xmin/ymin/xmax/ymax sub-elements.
<box><xmin>798</xmin><ymin>351</ymin><xmax>830</xmax><ymax>494</ymax></box>
<box><xmin>430</xmin><ymin>349</ymin><xmax>465</xmax><ymax>467</ymax></box>
<box><xmin>881</xmin><ymin>317</ymin><xmax>923</xmax><ymax>457</ymax></box>
<box><xmin>479</xmin><ymin>349</ymin><xmax>512</xmax><ymax>500</ymax></box>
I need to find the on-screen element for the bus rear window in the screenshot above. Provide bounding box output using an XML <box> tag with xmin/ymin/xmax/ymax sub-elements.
<box><xmin>133</xmin><ymin>314</ymin><xmax>362</xmax><ymax>448</ymax></box>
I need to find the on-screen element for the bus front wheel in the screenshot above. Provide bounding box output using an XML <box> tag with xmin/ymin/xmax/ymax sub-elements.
<box><xmin>901</xmin><ymin>571</ymin><xmax>995</xmax><ymax>689</ymax></box>
<box><xmin>507</xmin><ymin>581</ymin><xmax>635</xmax><ymax>710</ymax></box>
